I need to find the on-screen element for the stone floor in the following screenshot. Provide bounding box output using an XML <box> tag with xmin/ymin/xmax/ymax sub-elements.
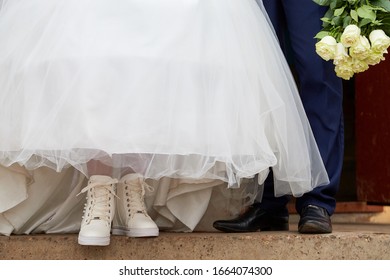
<box><xmin>1</xmin><ymin>221</ymin><xmax>390</xmax><ymax>260</ymax></box>
<box><xmin>2</xmin><ymin>205</ymin><xmax>390</xmax><ymax>260</ymax></box>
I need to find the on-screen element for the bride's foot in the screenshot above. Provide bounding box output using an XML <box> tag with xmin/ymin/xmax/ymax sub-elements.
<box><xmin>112</xmin><ymin>173</ymin><xmax>159</xmax><ymax>237</ymax></box>
<box><xmin>78</xmin><ymin>175</ymin><xmax>118</xmax><ymax>246</ymax></box>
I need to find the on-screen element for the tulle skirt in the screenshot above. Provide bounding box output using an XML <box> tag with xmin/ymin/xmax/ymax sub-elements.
<box><xmin>0</xmin><ymin>0</ymin><xmax>329</xmax><ymax>196</ymax></box>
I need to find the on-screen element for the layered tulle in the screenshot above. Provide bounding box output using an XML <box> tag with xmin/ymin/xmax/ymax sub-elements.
<box><xmin>0</xmin><ymin>0</ymin><xmax>329</xmax><ymax>197</ymax></box>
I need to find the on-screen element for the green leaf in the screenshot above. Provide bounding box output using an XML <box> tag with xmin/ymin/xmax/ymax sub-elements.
<box><xmin>324</xmin><ymin>8</ymin><xmax>334</xmax><ymax>18</ymax></box>
<box><xmin>358</xmin><ymin>18</ymin><xmax>373</xmax><ymax>28</ymax></box>
<box><xmin>334</xmin><ymin>6</ymin><xmax>345</xmax><ymax>16</ymax></box>
<box><xmin>343</xmin><ymin>16</ymin><xmax>352</xmax><ymax>28</ymax></box>
<box><xmin>320</xmin><ymin>16</ymin><xmax>332</xmax><ymax>28</ymax></box>
<box><xmin>330</xmin><ymin>0</ymin><xmax>344</xmax><ymax>10</ymax></box>
<box><xmin>377</xmin><ymin>13</ymin><xmax>390</xmax><ymax>35</ymax></box>
<box><xmin>320</xmin><ymin>17</ymin><xmax>332</xmax><ymax>23</ymax></box>
<box><xmin>370</xmin><ymin>0</ymin><xmax>390</xmax><ymax>12</ymax></box>
<box><xmin>321</xmin><ymin>8</ymin><xmax>334</xmax><ymax>28</ymax></box>
<box><xmin>357</xmin><ymin>5</ymin><xmax>377</xmax><ymax>21</ymax></box>
<box><xmin>331</xmin><ymin>15</ymin><xmax>343</xmax><ymax>26</ymax></box>
<box><xmin>312</xmin><ymin>0</ymin><xmax>331</xmax><ymax>6</ymax></box>
<box><xmin>314</xmin><ymin>31</ymin><xmax>331</xmax><ymax>39</ymax></box>
<box><xmin>351</xmin><ymin>9</ymin><xmax>359</xmax><ymax>22</ymax></box>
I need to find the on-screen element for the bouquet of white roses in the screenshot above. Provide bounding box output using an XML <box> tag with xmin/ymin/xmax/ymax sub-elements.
<box><xmin>314</xmin><ymin>0</ymin><xmax>390</xmax><ymax>80</ymax></box>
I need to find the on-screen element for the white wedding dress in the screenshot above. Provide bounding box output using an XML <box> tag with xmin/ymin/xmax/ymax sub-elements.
<box><xmin>0</xmin><ymin>0</ymin><xmax>329</xmax><ymax>235</ymax></box>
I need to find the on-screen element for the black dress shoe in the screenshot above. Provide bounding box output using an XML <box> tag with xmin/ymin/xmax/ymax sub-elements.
<box><xmin>213</xmin><ymin>203</ymin><xmax>289</xmax><ymax>232</ymax></box>
<box><xmin>298</xmin><ymin>205</ymin><xmax>332</xmax><ymax>234</ymax></box>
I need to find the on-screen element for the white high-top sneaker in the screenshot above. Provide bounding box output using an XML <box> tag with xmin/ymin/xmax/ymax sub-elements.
<box><xmin>112</xmin><ymin>173</ymin><xmax>159</xmax><ymax>237</ymax></box>
<box><xmin>78</xmin><ymin>175</ymin><xmax>118</xmax><ymax>246</ymax></box>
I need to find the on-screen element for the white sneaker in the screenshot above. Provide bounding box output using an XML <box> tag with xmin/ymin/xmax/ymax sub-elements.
<box><xmin>112</xmin><ymin>173</ymin><xmax>159</xmax><ymax>237</ymax></box>
<box><xmin>78</xmin><ymin>175</ymin><xmax>118</xmax><ymax>246</ymax></box>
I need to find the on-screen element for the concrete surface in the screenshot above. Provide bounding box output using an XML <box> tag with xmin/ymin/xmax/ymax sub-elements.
<box><xmin>1</xmin><ymin>222</ymin><xmax>390</xmax><ymax>260</ymax></box>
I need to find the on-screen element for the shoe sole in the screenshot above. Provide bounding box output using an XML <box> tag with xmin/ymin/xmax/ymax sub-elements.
<box><xmin>78</xmin><ymin>235</ymin><xmax>110</xmax><ymax>246</ymax></box>
<box><xmin>112</xmin><ymin>226</ymin><xmax>159</xmax><ymax>237</ymax></box>
<box><xmin>298</xmin><ymin>221</ymin><xmax>332</xmax><ymax>234</ymax></box>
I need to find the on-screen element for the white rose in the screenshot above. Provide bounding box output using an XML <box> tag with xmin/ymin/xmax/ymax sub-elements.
<box><xmin>352</xmin><ymin>58</ymin><xmax>369</xmax><ymax>73</ymax></box>
<box><xmin>340</xmin><ymin>24</ymin><xmax>361</xmax><ymax>47</ymax></box>
<box><xmin>334</xmin><ymin>57</ymin><xmax>354</xmax><ymax>80</ymax></box>
<box><xmin>349</xmin><ymin>35</ymin><xmax>371</xmax><ymax>60</ymax></box>
<box><xmin>315</xmin><ymin>35</ymin><xmax>337</xmax><ymax>61</ymax></box>
<box><xmin>333</xmin><ymin>43</ymin><xmax>349</xmax><ymax>65</ymax></box>
<box><xmin>369</xmin><ymin>30</ymin><xmax>390</xmax><ymax>53</ymax></box>
<box><xmin>365</xmin><ymin>50</ymin><xmax>386</xmax><ymax>66</ymax></box>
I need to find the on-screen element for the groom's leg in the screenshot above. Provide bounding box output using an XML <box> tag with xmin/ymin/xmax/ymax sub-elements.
<box><xmin>281</xmin><ymin>0</ymin><xmax>344</xmax><ymax>216</ymax></box>
<box><xmin>262</xmin><ymin>0</ymin><xmax>287</xmax><ymax>50</ymax></box>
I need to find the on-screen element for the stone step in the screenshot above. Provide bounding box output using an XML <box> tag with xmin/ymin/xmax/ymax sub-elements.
<box><xmin>1</xmin><ymin>223</ymin><xmax>390</xmax><ymax>260</ymax></box>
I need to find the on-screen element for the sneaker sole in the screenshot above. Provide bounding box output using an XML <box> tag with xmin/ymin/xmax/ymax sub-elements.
<box><xmin>78</xmin><ymin>235</ymin><xmax>110</xmax><ymax>246</ymax></box>
<box><xmin>112</xmin><ymin>226</ymin><xmax>159</xmax><ymax>237</ymax></box>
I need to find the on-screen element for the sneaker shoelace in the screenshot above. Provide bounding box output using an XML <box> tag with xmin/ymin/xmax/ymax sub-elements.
<box><xmin>123</xmin><ymin>179</ymin><xmax>153</xmax><ymax>217</ymax></box>
<box><xmin>78</xmin><ymin>179</ymin><xmax>118</xmax><ymax>224</ymax></box>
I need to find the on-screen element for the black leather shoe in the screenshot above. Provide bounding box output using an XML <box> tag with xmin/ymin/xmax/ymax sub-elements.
<box><xmin>213</xmin><ymin>203</ymin><xmax>289</xmax><ymax>232</ymax></box>
<box><xmin>298</xmin><ymin>205</ymin><xmax>332</xmax><ymax>234</ymax></box>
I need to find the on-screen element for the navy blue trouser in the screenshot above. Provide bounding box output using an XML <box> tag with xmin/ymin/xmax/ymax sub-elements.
<box><xmin>260</xmin><ymin>0</ymin><xmax>344</xmax><ymax>216</ymax></box>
